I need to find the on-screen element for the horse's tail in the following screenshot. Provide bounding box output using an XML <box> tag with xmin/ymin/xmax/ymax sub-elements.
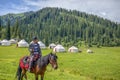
<box><xmin>15</xmin><ymin>64</ymin><xmax>22</xmax><ymax>80</ymax></box>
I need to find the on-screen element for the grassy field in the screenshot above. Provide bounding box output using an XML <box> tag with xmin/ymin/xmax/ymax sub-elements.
<box><xmin>0</xmin><ymin>45</ymin><xmax>120</xmax><ymax>80</ymax></box>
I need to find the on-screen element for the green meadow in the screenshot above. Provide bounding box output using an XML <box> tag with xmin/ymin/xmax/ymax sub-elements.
<box><xmin>0</xmin><ymin>45</ymin><xmax>120</xmax><ymax>80</ymax></box>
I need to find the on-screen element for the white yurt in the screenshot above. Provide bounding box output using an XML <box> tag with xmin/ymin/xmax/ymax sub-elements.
<box><xmin>53</xmin><ymin>44</ymin><xmax>65</xmax><ymax>52</ymax></box>
<box><xmin>68</xmin><ymin>46</ymin><xmax>78</xmax><ymax>53</ymax></box>
<box><xmin>38</xmin><ymin>41</ymin><xmax>46</xmax><ymax>49</ymax></box>
<box><xmin>18</xmin><ymin>39</ymin><xmax>29</xmax><ymax>47</ymax></box>
<box><xmin>1</xmin><ymin>39</ymin><xmax>11</xmax><ymax>46</ymax></box>
<box><xmin>49</xmin><ymin>43</ymin><xmax>56</xmax><ymax>49</ymax></box>
<box><xmin>9</xmin><ymin>39</ymin><xmax>17</xmax><ymax>44</ymax></box>
<box><xmin>87</xmin><ymin>49</ymin><xmax>93</xmax><ymax>53</ymax></box>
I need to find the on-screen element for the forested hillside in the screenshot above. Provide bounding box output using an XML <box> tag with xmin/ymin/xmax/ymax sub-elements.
<box><xmin>0</xmin><ymin>7</ymin><xmax>120</xmax><ymax>47</ymax></box>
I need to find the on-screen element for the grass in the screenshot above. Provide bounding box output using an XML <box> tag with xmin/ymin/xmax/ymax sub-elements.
<box><xmin>0</xmin><ymin>45</ymin><xmax>120</xmax><ymax>80</ymax></box>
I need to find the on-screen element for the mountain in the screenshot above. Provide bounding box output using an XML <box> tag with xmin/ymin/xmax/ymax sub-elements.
<box><xmin>0</xmin><ymin>7</ymin><xmax>120</xmax><ymax>47</ymax></box>
<box><xmin>0</xmin><ymin>11</ymin><xmax>34</xmax><ymax>26</ymax></box>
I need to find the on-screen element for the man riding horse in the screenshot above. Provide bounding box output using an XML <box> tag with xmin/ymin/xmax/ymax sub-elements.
<box><xmin>28</xmin><ymin>36</ymin><xmax>42</xmax><ymax>72</ymax></box>
<box><xmin>16</xmin><ymin>37</ymin><xmax>58</xmax><ymax>80</ymax></box>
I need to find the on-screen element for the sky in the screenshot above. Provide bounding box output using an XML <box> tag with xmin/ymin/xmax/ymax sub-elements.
<box><xmin>0</xmin><ymin>0</ymin><xmax>120</xmax><ymax>23</ymax></box>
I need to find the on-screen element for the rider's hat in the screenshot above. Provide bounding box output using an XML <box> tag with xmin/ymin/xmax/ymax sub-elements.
<box><xmin>33</xmin><ymin>36</ymin><xmax>38</xmax><ymax>40</ymax></box>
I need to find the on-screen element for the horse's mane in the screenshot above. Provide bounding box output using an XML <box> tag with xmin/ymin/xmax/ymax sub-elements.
<box><xmin>37</xmin><ymin>53</ymin><xmax>51</xmax><ymax>67</ymax></box>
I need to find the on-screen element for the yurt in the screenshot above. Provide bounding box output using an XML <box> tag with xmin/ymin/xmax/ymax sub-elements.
<box><xmin>49</xmin><ymin>43</ymin><xmax>56</xmax><ymax>49</ymax></box>
<box><xmin>18</xmin><ymin>39</ymin><xmax>29</xmax><ymax>47</ymax></box>
<box><xmin>68</xmin><ymin>46</ymin><xmax>78</xmax><ymax>53</ymax></box>
<box><xmin>38</xmin><ymin>41</ymin><xmax>46</xmax><ymax>49</ymax></box>
<box><xmin>1</xmin><ymin>39</ymin><xmax>11</xmax><ymax>46</ymax></box>
<box><xmin>87</xmin><ymin>49</ymin><xmax>93</xmax><ymax>53</ymax></box>
<box><xmin>9</xmin><ymin>39</ymin><xmax>17</xmax><ymax>44</ymax></box>
<box><xmin>53</xmin><ymin>44</ymin><xmax>65</xmax><ymax>52</ymax></box>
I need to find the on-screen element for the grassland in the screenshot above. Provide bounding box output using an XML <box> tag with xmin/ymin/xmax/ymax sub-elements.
<box><xmin>0</xmin><ymin>45</ymin><xmax>120</xmax><ymax>80</ymax></box>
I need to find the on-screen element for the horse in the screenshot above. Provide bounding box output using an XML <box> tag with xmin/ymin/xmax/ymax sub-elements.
<box><xmin>16</xmin><ymin>53</ymin><xmax>58</xmax><ymax>80</ymax></box>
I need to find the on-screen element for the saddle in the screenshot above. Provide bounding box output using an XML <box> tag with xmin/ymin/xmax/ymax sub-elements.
<box><xmin>20</xmin><ymin>54</ymin><xmax>40</xmax><ymax>70</ymax></box>
<box><xmin>23</xmin><ymin>56</ymin><xmax>30</xmax><ymax>64</ymax></box>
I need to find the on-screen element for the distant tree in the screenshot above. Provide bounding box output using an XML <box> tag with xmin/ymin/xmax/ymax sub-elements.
<box><xmin>6</xmin><ymin>19</ymin><xmax>11</xmax><ymax>40</ymax></box>
<box><xmin>14</xmin><ymin>19</ymin><xmax>19</xmax><ymax>37</ymax></box>
<box><xmin>0</xmin><ymin>17</ymin><xmax>1</xmax><ymax>38</ymax></box>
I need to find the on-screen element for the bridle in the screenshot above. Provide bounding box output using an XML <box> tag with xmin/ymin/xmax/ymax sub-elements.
<box><xmin>49</xmin><ymin>54</ymin><xmax>58</xmax><ymax>69</ymax></box>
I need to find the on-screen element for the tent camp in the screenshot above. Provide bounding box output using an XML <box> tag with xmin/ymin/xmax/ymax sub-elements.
<box><xmin>87</xmin><ymin>49</ymin><xmax>93</xmax><ymax>53</ymax></box>
<box><xmin>38</xmin><ymin>41</ymin><xmax>46</xmax><ymax>49</ymax></box>
<box><xmin>49</xmin><ymin>43</ymin><xmax>56</xmax><ymax>49</ymax></box>
<box><xmin>18</xmin><ymin>39</ymin><xmax>29</xmax><ymax>47</ymax></box>
<box><xmin>1</xmin><ymin>39</ymin><xmax>11</xmax><ymax>46</ymax></box>
<box><xmin>68</xmin><ymin>46</ymin><xmax>78</xmax><ymax>53</ymax></box>
<box><xmin>53</xmin><ymin>44</ymin><xmax>65</xmax><ymax>52</ymax></box>
<box><xmin>9</xmin><ymin>39</ymin><xmax>17</xmax><ymax>44</ymax></box>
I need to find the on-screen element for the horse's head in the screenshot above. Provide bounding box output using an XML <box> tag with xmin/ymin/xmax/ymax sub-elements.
<box><xmin>49</xmin><ymin>53</ymin><xmax>58</xmax><ymax>69</ymax></box>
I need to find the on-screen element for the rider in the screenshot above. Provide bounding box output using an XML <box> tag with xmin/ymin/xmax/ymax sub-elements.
<box><xmin>28</xmin><ymin>37</ymin><xmax>42</xmax><ymax>72</ymax></box>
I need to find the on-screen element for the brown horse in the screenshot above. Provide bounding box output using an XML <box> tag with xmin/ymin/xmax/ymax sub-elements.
<box><xmin>16</xmin><ymin>53</ymin><xmax>58</xmax><ymax>80</ymax></box>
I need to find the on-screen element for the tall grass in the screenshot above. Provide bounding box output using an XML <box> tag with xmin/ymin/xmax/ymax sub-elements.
<box><xmin>0</xmin><ymin>45</ymin><xmax>120</xmax><ymax>80</ymax></box>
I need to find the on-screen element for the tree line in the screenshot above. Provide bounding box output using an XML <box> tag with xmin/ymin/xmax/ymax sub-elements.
<box><xmin>0</xmin><ymin>7</ymin><xmax>120</xmax><ymax>47</ymax></box>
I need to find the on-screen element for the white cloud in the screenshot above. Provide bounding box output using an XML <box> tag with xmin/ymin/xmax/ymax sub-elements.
<box><xmin>0</xmin><ymin>3</ymin><xmax>30</xmax><ymax>15</ymax></box>
<box><xmin>10</xmin><ymin>3</ymin><xmax>30</xmax><ymax>12</ymax></box>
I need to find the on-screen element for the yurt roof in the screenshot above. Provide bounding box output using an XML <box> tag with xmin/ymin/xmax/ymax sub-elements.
<box><xmin>49</xmin><ymin>43</ymin><xmax>56</xmax><ymax>46</ymax></box>
<box><xmin>69</xmin><ymin>46</ymin><xmax>78</xmax><ymax>49</ymax></box>
<box><xmin>18</xmin><ymin>39</ymin><xmax>28</xmax><ymax>43</ymax></box>
<box><xmin>10</xmin><ymin>39</ymin><xmax>16</xmax><ymax>41</ymax></box>
<box><xmin>18</xmin><ymin>39</ymin><xmax>29</xmax><ymax>47</ymax></box>
<box><xmin>30</xmin><ymin>41</ymin><xmax>45</xmax><ymax>46</ymax></box>
<box><xmin>38</xmin><ymin>41</ymin><xmax>45</xmax><ymax>46</ymax></box>
<box><xmin>56</xmin><ymin>44</ymin><xmax>63</xmax><ymax>47</ymax></box>
<box><xmin>1</xmin><ymin>39</ymin><xmax>11</xmax><ymax>46</ymax></box>
<box><xmin>54</xmin><ymin>44</ymin><xmax>65</xmax><ymax>49</ymax></box>
<box><xmin>38</xmin><ymin>41</ymin><xmax>43</xmax><ymax>44</ymax></box>
<box><xmin>1</xmin><ymin>39</ymin><xmax>9</xmax><ymax>42</ymax></box>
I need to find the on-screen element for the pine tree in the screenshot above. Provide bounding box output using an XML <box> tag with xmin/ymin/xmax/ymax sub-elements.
<box><xmin>6</xmin><ymin>19</ymin><xmax>11</xmax><ymax>40</ymax></box>
<box><xmin>0</xmin><ymin>17</ymin><xmax>1</xmax><ymax>38</ymax></box>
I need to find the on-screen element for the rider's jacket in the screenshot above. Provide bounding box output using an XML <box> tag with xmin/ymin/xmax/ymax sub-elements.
<box><xmin>29</xmin><ymin>43</ymin><xmax>42</xmax><ymax>56</ymax></box>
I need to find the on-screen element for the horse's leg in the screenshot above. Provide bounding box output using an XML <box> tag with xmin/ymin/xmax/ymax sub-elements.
<box><xmin>41</xmin><ymin>74</ymin><xmax>44</xmax><ymax>80</ymax></box>
<box><xmin>21</xmin><ymin>73</ymin><xmax>24</xmax><ymax>80</ymax></box>
<box><xmin>35</xmin><ymin>74</ymin><xmax>38</xmax><ymax>80</ymax></box>
<box><xmin>24</xmin><ymin>73</ymin><xmax>27</xmax><ymax>80</ymax></box>
<box><xmin>21</xmin><ymin>69</ymin><xmax>25</xmax><ymax>80</ymax></box>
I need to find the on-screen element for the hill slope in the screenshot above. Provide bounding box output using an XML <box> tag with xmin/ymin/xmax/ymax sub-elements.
<box><xmin>0</xmin><ymin>7</ymin><xmax>120</xmax><ymax>47</ymax></box>
<box><xmin>0</xmin><ymin>11</ymin><xmax>34</xmax><ymax>25</ymax></box>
